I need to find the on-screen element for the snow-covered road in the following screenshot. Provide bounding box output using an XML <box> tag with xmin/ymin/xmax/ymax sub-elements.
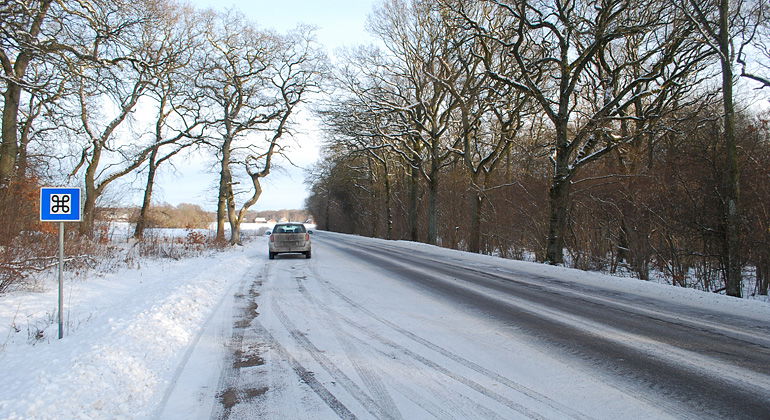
<box><xmin>158</xmin><ymin>231</ymin><xmax>770</xmax><ymax>419</ymax></box>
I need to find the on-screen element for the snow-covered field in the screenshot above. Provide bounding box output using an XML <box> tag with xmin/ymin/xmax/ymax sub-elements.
<box><xmin>0</xmin><ymin>229</ymin><xmax>767</xmax><ymax>419</ymax></box>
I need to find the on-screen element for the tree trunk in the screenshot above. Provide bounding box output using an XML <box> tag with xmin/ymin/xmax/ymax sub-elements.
<box><xmin>227</xmin><ymin>179</ymin><xmax>238</xmax><ymax>245</ymax></box>
<box><xmin>79</xmin><ymin>143</ymin><xmax>102</xmax><ymax>236</ymax></box>
<box><xmin>427</xmin><ymin>144</ymin><xmax>439</xmax><ymax>245</ymax></box>
<box><xmin>617</xmin><ymin>218</ymin><xmax>630</xmax><ymax>265</ymax></box>
<box><xmin>545</xmin><ymin>122</ymin><xmax>572</xmax><ymax>265</ymax></box>
<box><xmin>545</xmin><ymin>177</ymin><xmax>570</xmax><ymax>265</ymax></box>
<box><xmin>230</xmin><ymin>172</ymin><xmax>266</xmax><ymax>246</ymax></box>
<box><xmin>81</xmin><ymin>189</ymin><xmax>97</xmax><ymax>237</ymax></box>
<box><xmin>0</xmin><ymin>85</ymin><xmax>22</xmax><ymax>184</ymax></box>
<box><xmin>134</xmin><ymin>148</ymin><xmax>159</xmax><ymax>239</ymax></box>
<box><xmin>634</xmin><ymin>257</ymin><xmax>650</xmax><ymax>281</ymax></box>
<box><xmin>216</xmin><ymin>137</ymin><xmax>233</xmax><ymax>243</ymax></box>
<box><xmin>469</xmin><ymin>189</ymin><xmax>483</xmax><ymax>254</ymax></box>
<box><xmin>325</xmin><ymin>183</ymin><xmax>331</xmax><ymax>231</ymax></box>
<box><xmin>427</xmin><ymin>173</ymin><xmax>438</xmax><ymax>245</ymax></box>
<box><xmin>16</xmin><ymin>112</ymin><xmax>31</xmax><ymax>179</ymax></box>
<box><xmin>230</xmin><ymin>218</ymin><xmax>241</xmax><ymax>245</ymax></box>
<box><xmin>719</xmin><ymin>0</ymin><xmax>742</xmax><ymax>298</ymax></box>
<box><xmin>409</xmin><ymin>156</ymin><xmax>420</xmax><ymax>242</ymax></box>
<box><xmin>368</xmin><ymin>157</ymin><xmax>378</xmax><ymax>238</ymax></box>
<box><xmin>384</xmin><ymin>159</ymin><xmax>393</xmax><ymax>240</ymax></box>
<box><xmin>0</xmin><ymin>0</ymin><xmax>52</xmax><ymax>185</ymax></box>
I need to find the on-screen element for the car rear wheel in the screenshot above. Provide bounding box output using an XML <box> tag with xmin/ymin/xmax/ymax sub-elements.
<box><xmin>305</xmin><ymin>250</ymin><xmax>311</xmax><ymax>259</ymax></box>
<box><xmin>269</xmin><ymin>252</ymin><xmax>275</xmax><ymax>260</ymax></box>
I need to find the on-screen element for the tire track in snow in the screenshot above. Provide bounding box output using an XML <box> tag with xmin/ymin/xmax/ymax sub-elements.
<box><xmin>250</xmin><ymin>317</ymin><xmax>358</xmax><ymax>420</ymax></box>
<box><xmin>305</xmin><ymin>260</ymin><xmax>591</xmax><ymax>420</ymax></box>
<box><xmin>330</xmin><ymin>324</ymin><xmax>403</xmax><ymax>420</ymax></box>
<box><xmin>293</xmin><ymin>273</ymin><xmax>404</xmax><ymax>420</ymax></box>
<box><xmin>299</xmin><ymin>264</ymin><xmax>574</xmax><ymax>420</ymax></box>
<box><xmin>271</xmin><ymin>294</ymin><xmax>397</xmax><ymax>420</ymax></box>
<box><xmin>294</xmin><ymin>268</ymin><xmax>506</xmax><ymax>419</ymax></box>
<box><xmin>210</xmin><ymin>263</ymin><xmax>267</xmax><ymax>420</ymax></box>
<box><xmin>294</xmin><ymin>268</ymin><xmax>513</xmax><ymax>419</ymax></box>
<box><xmin>254</xmin><ymin>261</ymin><xmax>358</xmax><ymax>419</ymax></box>
<box><xmin>337</xmin><ymin>321</ymin><xmax>512</xmax><ymax>420</ymax></box>
<box><xmin>390</xmin><ymin>380</ymin><xmax>469</xmax><ymax>419</ymax></box>
<box><xmin>303</xmin><ymin>289</ymin><xmax>547</xmax><ymax>419</ymax></box>
<box><xmin>336</xmin><ymin>240</ymin><xmax>770</xmax><ymax>394</ymax></box>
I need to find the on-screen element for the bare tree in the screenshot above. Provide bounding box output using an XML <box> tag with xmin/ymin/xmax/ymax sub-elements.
<box><xmin>67</xmin><ymin>0</ymin><xmax>186</xmax><ymax>235</ymax></box>
<box><xmin>197</xmin><ymin>11</ymin><xmax>324</xmax><ymax>244</ymax></box>
<box><xmin>195</xmin><ymin>10</ymin><xmax>279</xmax><ymax>243</ymax></box>
<box><xmin>327</xmin><ymin>45</ymin><xmax>430</xmax><ymax>241</ymax></box>
<box><xmin>439</xmin><ymin>11</ymin><xmax>532</xmax><ymax>253</ymax></box>
<box><xmin>133</xmin><ymin>5</ymin><xmax>206</xmax><ymax>238</ymax></box>
<box><xmin>736</xmin><ymin>0</ymin><xmax>770</xmax><ymax>90</ymax></box>
<box><xmin>0</xmin><ymin>0</ymin><xmax>56</xmax><ymax>185</ymax></box>
<box><xmin>679</xmin><ymin>0</ymin><xmax>765</xmax><ymax>297</ymax></box>
<box><xmin>15</xmin><ymin>55</ymin><xmax>73</xmax><ymax>179</ymax></box>
<box><xmin>229</xmin><ymin>29</ymin><xmax>325</xmax><ymax>245</ymax></box>
<box><xmin>317</xmin><ymin>95</ymin><xmax>400</xmax><ymax>239</ymax></box>
<box><xmin>368</xmin><ymin>0</ymin><xmax>464</xmax><ymax>245</ymax></box>
<box><xmin>452</xmin><ymin>0</ymin><xmax>711</xmax><ymax>264</ymax></box>
<box><xmin>308</xmin><ymin>0</ymin><xmax>770</xmax><ymax>297</ymax></box>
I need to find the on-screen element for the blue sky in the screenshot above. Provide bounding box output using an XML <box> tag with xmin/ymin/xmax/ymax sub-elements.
<box><xmin>149</xmin><ymin>0</ymin><xmax>379</xmax><ymax>211</ymax></box>
<box><xmin>189</xmin><ymin>0</ymin><xmax>378</xmax><ymax>49</ymax></box>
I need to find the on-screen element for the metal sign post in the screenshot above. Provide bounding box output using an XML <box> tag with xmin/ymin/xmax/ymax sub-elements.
<box><xmin>58</xmin><ymin>221</ymin><xmax>64</xmax><ymax>339</ymax></box>
<box><xmin>40</xmin><ymin>187</ymin><xmax>82</xmax><ymax>339</ymax></box>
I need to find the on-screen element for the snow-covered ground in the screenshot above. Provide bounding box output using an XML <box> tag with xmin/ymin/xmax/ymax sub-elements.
<box><xmin>0</xmin><ymin>242</ymin><xmax>256</xmax><ymax>418</ymax></box>
<box><xmin>0</xmin><ymin>229</ymin><xmax>768</xmax><ymax>419</ymax></box>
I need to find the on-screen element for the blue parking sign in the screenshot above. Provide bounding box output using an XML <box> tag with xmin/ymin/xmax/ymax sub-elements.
<box><xmin>40</xmin><ymin>187</ymin><xmax>82</xmax><ymax>222</ymax></box>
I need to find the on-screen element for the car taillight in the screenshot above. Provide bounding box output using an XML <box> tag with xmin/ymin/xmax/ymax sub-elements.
<box><xmin>305</xmin><ymin>233</ymin><xmax>310</xmax><ymax>241</ymax></box>
<box><xmin>270</xmin><ymin>234</ymin><xmax>274</xmax><ymax>242</ymax></box>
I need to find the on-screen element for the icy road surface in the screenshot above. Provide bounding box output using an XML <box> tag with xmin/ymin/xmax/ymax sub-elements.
<box><xmin>154</xmin><ymin>231</ymin><xmax>770</xmax><ymax>420</ymax></box>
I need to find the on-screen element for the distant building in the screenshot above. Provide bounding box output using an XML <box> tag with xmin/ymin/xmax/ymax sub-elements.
<box><xmin>254</xmin><ymin>217</ymin><xmax>268</xmax><ymax>223</ymax></box>
<box><xmin>97</xmin><ymin>207</ymin><xmax>133</xmax><ymax>222</ymax></box>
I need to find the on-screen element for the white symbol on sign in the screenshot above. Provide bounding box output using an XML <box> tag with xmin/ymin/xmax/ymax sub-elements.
<box><xmin>50</xmin><ymin>194</ymin><xmax>72</xmax><ymax>214</ymax></box>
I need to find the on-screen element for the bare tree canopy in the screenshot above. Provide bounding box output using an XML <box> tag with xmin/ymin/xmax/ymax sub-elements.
<box><xmin>196</xmin><ymin>10</ymin><xmax>326</xmax><ymax>244</ymax></box>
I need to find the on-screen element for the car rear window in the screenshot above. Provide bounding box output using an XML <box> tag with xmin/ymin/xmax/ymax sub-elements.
<box><xmin>273</xmin><ymin>224</ymin><xmax>306</xmax><ymax>233</ymax></box>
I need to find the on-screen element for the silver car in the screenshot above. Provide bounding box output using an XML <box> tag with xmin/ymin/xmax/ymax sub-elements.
<box><xmin>269</xmin><ymin>223</ymin><xmax>311</xmax><ymax>259</ymax></box>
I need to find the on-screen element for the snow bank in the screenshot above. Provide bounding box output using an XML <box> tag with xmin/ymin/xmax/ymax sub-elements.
<box><xmin>0</xmin><ymin>242</ymin><xmax>259</xmax><ymax>419</ymax></box>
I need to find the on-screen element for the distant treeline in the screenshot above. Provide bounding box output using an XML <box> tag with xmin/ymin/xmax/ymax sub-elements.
<box><xmin>97</xmin><ymin>205</ymin><xmax>310</xmax><ymax>229</ymax></box>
